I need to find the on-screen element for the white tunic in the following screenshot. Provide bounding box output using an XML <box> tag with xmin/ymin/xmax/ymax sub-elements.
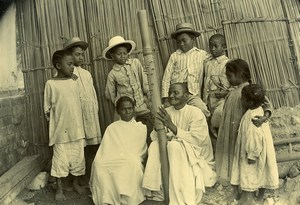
<box><xmin>44</xmin><ymin>78</ymin><xmax>85</xmax><ymax>146</ymax></box>
<box><xmin>143</xmin><ymin>105</ymin><xmax>216</xmax><ymax>205</ymax></box>
<box><xmin>89</xmin><ymin>119</ymin><xmax>147</xmax><ymax>205</ymax></box>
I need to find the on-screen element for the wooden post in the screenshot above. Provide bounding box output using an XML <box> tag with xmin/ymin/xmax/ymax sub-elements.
<box><xmin>137</xmin><ymin>10</ymin><xmax>169</xmax><ymax>204</ymax></box>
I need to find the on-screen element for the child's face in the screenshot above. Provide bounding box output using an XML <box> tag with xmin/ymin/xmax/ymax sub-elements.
<box><xmin>57</xmin><ymin>55</ymin><xmax>74</xmax><ymax>77</ymax></box>
<box><xmin>225</xmin><ymin>70</ymin><xmax>241</xmax><ymax>86</ymax></box>
<box><xmin>71</xmin><ymin>47</ymin><xmax>84</xmax><ymax>66</ymax></box>
<box><xmin>176</xmin><ymin>33</ymin><xmax>194</xmax><ymax>53</ymax></box>
<box><xmin>111</xmin><ymin>46</ymin><xmax>129</xmax><ymax>65</ymax></box>
<box><xmin>209</xmin><ymin>38</ymin><xmax>225</xmax><ymax>58</ymax></box>
<box><xmin>118</xmin><ymin>101</ymin><xmax>135</xmax><ymax>121</ymax></box>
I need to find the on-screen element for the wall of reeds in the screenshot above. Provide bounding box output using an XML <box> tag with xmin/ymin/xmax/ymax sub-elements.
<box><xmin>16</xmin><ymin>0</ymin><xmax>300</xmax><ymax>158</ymax></box>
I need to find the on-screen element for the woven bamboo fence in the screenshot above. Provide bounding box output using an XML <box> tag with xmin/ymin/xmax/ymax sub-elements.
<box><xmin>147</xmin><ymin>0</ymin><xmax>300</xmax><ymax>108</ymax></box>
<box><xmin>16</xmin><ymin>0</ymin><xmax>300</xmax><ymax>157</ymax></box>
<box><xmin>16</xmin><ymin>0</ymin><xmax>163</xmax><ymax>158</ymax></box>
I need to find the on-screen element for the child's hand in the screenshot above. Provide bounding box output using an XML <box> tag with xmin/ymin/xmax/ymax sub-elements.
<box><xmin>71</xmin><ymin>73</ymin><xmax>78</xmax><ymax>81</ymax></box>
<box><xmin>248</xmin><ymin>159</ymin><xmax>256</xmax><ymax>164</ymax></box>
<box><xmin>162</xmin><ymin>97</ymin><xmax>170</xmax><ymax>108</ymax></box>
<box><xmin>252</xmin><ymin>116</ymin><xmax>267</xmax><ymax>127</ymax></box>
<box><xmin>214</xmin><ymin>90</ymin><xmax>228</xmax><ymax>99</ymax></box>
<box><xmin>45</xmin><ymin>113</ymin><xmax>50</xmax><ymax>121</ymax></box>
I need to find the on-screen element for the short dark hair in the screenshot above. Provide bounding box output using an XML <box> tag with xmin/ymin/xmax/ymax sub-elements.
<box><xmin>116</xmin><ymin>96</ymin><xmax>136</xmax><ymax>114</ymax></box>
<box><xmin>242</xmin><ymin>84</ymin><xmax>265</xmax><ymax>109</ymax></box>
<box><xmin>209</xmin><ymin>34</ymin><xmax>226</xmax><ymax>47</ymax></box>
<box><xmin>52</xmin><ymin>50</ymin><xmax>71</xmax><ymax>69</ymax></box>
<box><xmin>226</xmin><ymin>59</ymin><xmax>252</xmax><ymax>83</ymax></box>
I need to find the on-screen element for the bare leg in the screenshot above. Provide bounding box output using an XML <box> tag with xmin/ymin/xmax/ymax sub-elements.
<box><xmin>257</xmin><ymin>188</ymin><xmax>265</xmax><ymax>201</ymax></box>
<box><xmin>73</xmin><ymin>175</ymin><xmax>86</xmax><ymax>195</ymax></box>
<box><xmin>226</xmin><ymin>185</ymin><xmax>240</xmax><ymax>203</ymax></box>
<box><xmin>55</xmin><ymin>178</ymin><xmax>66</xmax><ymax>201</ymax></box>
<box><xmin>238</xmin><ymin>191</ymin><xmax>256</xmax><ymax>205</ymax></box>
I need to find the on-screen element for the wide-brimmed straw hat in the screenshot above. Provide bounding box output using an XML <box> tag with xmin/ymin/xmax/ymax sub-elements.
<box><xmin>102</xmin><ymin>36</ymin><xmax>136</xmax><ymax>60</ymax></box>
<box><xmin>171</xmin><ymin>22</ymin><xmax>200</xmax><ymax>39</ymax></box>
<box><xmin>63</xmin><ymin>37</ymin><xmax>88</xmax><ymax>51</ymax></box>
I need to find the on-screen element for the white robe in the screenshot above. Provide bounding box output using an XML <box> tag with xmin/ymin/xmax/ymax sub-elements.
<box><xmin>89</xmin><ymin>119</ymin><xmax>147</xmax><ymax>205</ymax></box>
<box><xmin>143</xmin><ymin>105</ymin><xmax>216</xmax><ymax>205</ymax></box>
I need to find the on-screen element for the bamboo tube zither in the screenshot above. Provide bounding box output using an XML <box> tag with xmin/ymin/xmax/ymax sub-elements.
<box><xmin>138</xmin><ymin>10</ymin><xmax>169</xmax><ymax>204</ymax></box>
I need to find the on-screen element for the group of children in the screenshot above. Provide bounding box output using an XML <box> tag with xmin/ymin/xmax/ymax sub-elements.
<box><xmin>44</xmin><ymin>22</ymin><xmax>279</xmax><ymax>204</ymax></box>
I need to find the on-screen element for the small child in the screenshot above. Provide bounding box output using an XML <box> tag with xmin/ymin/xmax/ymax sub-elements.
<box><xmin>103</xmin><ymin>36</ymin><xmax>153</xmax><ymax>145</ymax></box>
<box><xmin>161</xmin><ymin>22</ymin><xmax>210</xmax><ymax>117</ymax></box>
<box><xmin>44</xmin><ymin>50</ymin><xmax>86</xmax><ymax>201</ymax></box>
<box><xmin>203</xmin><ymin>34</ymin><xmax>230</xmax><ymax>151</ymax></box>
<box><xmin>63</xmin><ymin>37</ymin><xmax>102</xmax><ymax>146</ymax></box>
<box><xmin>215</xmin><ymin>59</ymin><xmax>272</xmax><ymax>190</ymax></box>
<box><xmin>231</xmin><ymin>84</ymin><xmax>279</xmax><ymax>204</ymax></box>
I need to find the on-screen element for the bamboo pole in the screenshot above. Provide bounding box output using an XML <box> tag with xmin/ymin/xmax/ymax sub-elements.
<box><xmin>138</xmin><ymin>10</ymin><xmax>169</xmax><ymax>204</ymax></box>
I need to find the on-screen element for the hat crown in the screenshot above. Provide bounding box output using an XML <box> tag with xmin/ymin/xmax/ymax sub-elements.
<box><xmin>108</xmin><ymin>36</ymin><xmax>127</xmax><ymax>47</ymax></box>
<box><xmin>175</xmin><ymin>23</ymin><xmax>194</xmax><ymax>31</ymax></box>
<box><xmin>63</xmin><ymin>37</ymin><xmax>88</xmax><ymax>51</ymax></box>
<box><xmin>63</xmin><ymin>37</ymin><xmax>82</xmax><ymax>48</ymax></box>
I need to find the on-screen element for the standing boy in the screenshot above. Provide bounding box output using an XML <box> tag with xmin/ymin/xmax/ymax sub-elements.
<box><xmin>161</xmin><ymin>22</ymin><xmax>210</xmax><ymax>117</ymax></box>
<box><xmin>44</xmin><ymin>50</ymin><xmax>86</xmax><ymax>201</ymax></box>
<box><xmin>103</xmin><ymin>36</ymin><xmax>153</xmax><ymax>145</ymax></box>
<box><xmin>63</xmin><ymin>37</ymin><xmax>102</xmax><ymax>146</ymax></box>
<box><xmin>203</xmin><ymin>34</ymin><xmax>230</xmax><ymax>151</ymax></box>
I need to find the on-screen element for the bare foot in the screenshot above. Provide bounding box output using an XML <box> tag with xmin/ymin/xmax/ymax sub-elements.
<box><xmin>227</xmin><ymin>190</ymin><xmax>240</xmax><ymax>204</ymax></box>
<box><xmin>73</xmin><ymin>182</ymin><xmax>86</xmax><ymax>195</ymax></box>
<box><xmin>55</xmin><ymin>189</ymin><xmax>66</xmax><ymax>201</ymax></box>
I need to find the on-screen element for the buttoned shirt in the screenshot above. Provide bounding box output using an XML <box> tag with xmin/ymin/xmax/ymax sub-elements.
<box><xmin>203</xmin><ymin>55</ymin><xmax>230</xmax><ymax>103</ymax></box>
<box><xmin>161</xmin><ymin>47</ymin><xmax>208</xmax><ymax>98</ymax></box>
<box><xmin>105</xmin><ymin>58</ymin><xmax>150</xmax><ymax>115</ymax></box>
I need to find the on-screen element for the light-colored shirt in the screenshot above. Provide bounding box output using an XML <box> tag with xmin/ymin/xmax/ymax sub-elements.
<box><xmin>203</xmin><ymin>55</ymin><xmax>230</xmax><ymax>103</ymax></box>
<box><xmin>44</xmin><ymin>79</ymin><xmax>85</xmax><ymax>146</ymax></box>
<box><xmin>161</xmin><ymin>47</ymin><xmax>208</xmax><ymax>98</ymax></box>
<box><xmin>105</xmin><ymin>58</ymin><xmax>150</xmax><ymax>115</ymax></box>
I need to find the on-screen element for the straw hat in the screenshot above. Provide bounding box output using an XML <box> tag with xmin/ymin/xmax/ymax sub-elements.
<box><xmin>63</xmin><ymin>37</ymin><xmax>88</xmax><ymax>51</ymax></box>
<box><xmin>102</xmin><ymin>36</ymin><xmax>136</xmax><ymax>60</ymax></box>
<box><xmin>171</xmin><ymin>23</ymin><xmax>200</xmax><ymax>39</ymax></box>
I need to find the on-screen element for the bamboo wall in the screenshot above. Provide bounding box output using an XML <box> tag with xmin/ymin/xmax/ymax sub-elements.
<box><xmin>16</xmin><ymin>0</ymin><xmax>300</xmax><ymax>157</ymax></box>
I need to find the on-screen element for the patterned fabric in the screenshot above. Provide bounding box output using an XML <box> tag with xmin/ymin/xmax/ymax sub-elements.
<box><xmin>161</xmin><ymin>47</ymin><xmax>208</xmax><ymax>98</ymax></box>
<box><xmin>44</xmin><ymin>79</ymin><xmax>85</xmax><ymax>146</ymax></box>
<box><xmin>231</xmin><ymin>107</ymin><xmax>279</xmax><ymax>191</ymax></box>
<box><xmin>105</xmin><ymin>58</ymin><xmax>150</xmax><ymax>115</ymax></box>
<box><xmin>203</xmin><ymin>55</ymin><xmax>230</xmax><ymax>108</ymax></box>
<box><xmin>74</xmin><ymin>66</ymin><xmax>102</xmax><ymax>145</ymax></box>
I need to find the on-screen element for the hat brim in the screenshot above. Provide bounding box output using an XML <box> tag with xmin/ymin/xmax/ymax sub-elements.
<box><xmin>171</xmin><ymin>30</ymin><xmax>201</xmax><ymax>39</ymax></box>
<box><xmin>102</xmin><ymin>40</ymin><xmax>136</xmax><ymax>60</ymax></box>
<box><xmin>63</xmin><ymin>41</ymin><xmax>88</xmax><ymax>51</ymax></box>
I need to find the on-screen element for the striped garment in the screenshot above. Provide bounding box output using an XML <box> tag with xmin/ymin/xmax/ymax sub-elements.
<box><xmin>161</xmin><ymin>47</ymin><xmax>209</xmax><ymax>98</ymax></box>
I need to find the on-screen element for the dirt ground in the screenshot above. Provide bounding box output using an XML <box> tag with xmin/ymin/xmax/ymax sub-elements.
<box><xmin>11</xmin><ymin>105</ymin><xmax>300</xmax><ymax>205</ymax></box>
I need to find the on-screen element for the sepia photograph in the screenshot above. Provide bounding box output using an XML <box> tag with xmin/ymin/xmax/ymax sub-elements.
<box><xmin>0</xmin><ymin>0</ymin><xmax>299</xmax><ymax>204</ymax></box>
